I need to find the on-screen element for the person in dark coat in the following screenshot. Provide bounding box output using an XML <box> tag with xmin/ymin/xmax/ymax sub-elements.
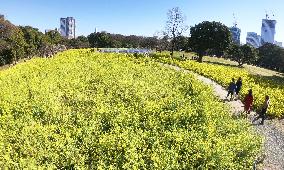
<box><xmin>226</xmin><ymin>78</ymin><xmax>236</xmax><ymax>101</ymax></box>
<box><xmin>235</xmin><ymin>77</ymin><xmax>242</xmax><ymax>99</ymax></box>
<box><xmin>253</xmin><ymin>95</ymin><xmax>270</xmax><ymax>125</ymax></box>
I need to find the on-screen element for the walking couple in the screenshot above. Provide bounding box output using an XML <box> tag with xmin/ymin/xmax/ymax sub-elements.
<box><xmin>226</xmin><ymin>77</ymin><xmax>242</xmax><ymax>101</ymax></box>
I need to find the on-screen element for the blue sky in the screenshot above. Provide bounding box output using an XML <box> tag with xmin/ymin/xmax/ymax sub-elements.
<box><xmin>1</xmin><ymin>0</ymin><xmax>284</xmax><ymax>43</ymax></box>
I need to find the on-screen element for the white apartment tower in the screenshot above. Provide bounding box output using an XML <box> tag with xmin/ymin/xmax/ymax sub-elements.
<box><xmin>261</xmin><ymin>19</ymin><xmax>276</xmax><ymax>44</ymax></box>
<box><xmin>60</xmin><ymin>17</ymin><xmax>75</xmax><ymax>39</ymax></box>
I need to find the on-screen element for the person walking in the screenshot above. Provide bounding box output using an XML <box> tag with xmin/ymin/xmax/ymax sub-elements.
<box><xmin>243</xmin><ymin>89</ymin><xmax>253</xmax><ymax>114</ymax></box>
<box><xmin>253</xmin><ymin>95</ymin><xmax>270</xmax><ymax>125</ymax></box>
<box><xmin>235</xmin><ymin>77</ymin><xmax>242</xmax><ymax>100</ymax></box>
<box><xmin>226</xmin><ymin>78</ymin><xmax>236</xmax><ymax>101</ymax></box>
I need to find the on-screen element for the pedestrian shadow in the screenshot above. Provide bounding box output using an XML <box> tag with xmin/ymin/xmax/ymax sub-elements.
<box><xmin>250</xmin><ymin>114</ymin><xmax>271</xmax><ymax>126</ymax></box>
<box><xmin>222</xmin><ymin>98</ymin><xmax>232</xmax><ymax>102</ymax></box>
<box><xmin>231</xmin><ymin>111</ymin><xmax>247</xmax><ymax>120</ymax></box>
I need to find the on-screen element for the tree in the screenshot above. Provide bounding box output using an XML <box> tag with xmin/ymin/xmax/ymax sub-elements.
<box><xmin>257</xmin><ymin>43</ymin><xmax>284</xmax><ymax>72</ymax></box>
<box><xmin>226</xmin><ymin>44</ymin><xmax>258</xmax><ymax>66</ymax></box>
<box><xmin>87</xmin><ymin>31</ymin><xmax>113</xmax><ymax>48</ymax></box>
<box><xmin>124</xmin><ymin>35</ymin><xmax>140</xmax><ymax>48</ymax></box>
<box><xmin>241</xmin><ymin>44</ymin><xmax>259</xmax><ymax>65</ymax></box>
<box><xmin>153</xmin><ymin>31</ymin><xmax>169</xmax><ymax>52</ymax></box>
<box><xmin>45</xmin><ymin>30</ymin><xmax>62</xmax><ymax>45</ymax></box>
<box><xmin>0</xmin><ymin>18</ymin><xmax>26</xmax><ymax>64</ymax></box>
<box><xmin>226</xmin><ymin>44</ymin><xmax>243</xmax><ymax>66</ymax></box>
<box><xmin>20</xmin><ymin>26</ymin><xmax>48</xmax><ymax>57</ymax></box>
<box><xmin>67</xmin><ymin>35</ymin><xmax>90</xmax><ymax>49</ymax></box>
<box><xmin>87</xmin><ymin>31</ymin><xmax>160</xmax><ymax>49</ymax></box>
<box><xmin>140</xmin><ymin>37</ymin><xmax>158</xmax><ymax>49</ymax></box>
<box><xmin>189</xmin><ymin>21</ymin><xmax>231</xmax><ymax>62</ymax></box>
<box><xmin>165</xmin><ymin>7</ymin><xmax>188</xmax><ymax>56</ymax></box>
<box><xmin>175</xmin><ymin>36</ymin><xmax>189</xmax><ymax>51</ymax></box>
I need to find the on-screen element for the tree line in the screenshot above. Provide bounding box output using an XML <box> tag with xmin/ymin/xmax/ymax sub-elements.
<box><xmin>0</xmin><ymin>18</ymin><xmax>69</xmax><ymax>65</ymax></box>
<box><xmin>189</xmin><ymin>21</ymin><xmax>284</xmax><ymax>72</ymax></box>
<box><xmin>164</xmin><ymin>7</ymin><xmax>284</xmax><ymax>72</ymax></box>
<box><xmin>0</xmin><ymin>17</ymin><xmax>169</xmax><ymax>66</ymax></box>
<box><xmin>1</xmin><ymin>11</ymin><xmax>284</xmax><ymax>73</ymax></box>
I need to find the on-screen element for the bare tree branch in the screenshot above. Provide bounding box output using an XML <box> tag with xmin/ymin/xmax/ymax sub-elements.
<box><xmin>165</xmin><ymin>7</ymin><xmax>188</xmax><ymax>56</ymax></box>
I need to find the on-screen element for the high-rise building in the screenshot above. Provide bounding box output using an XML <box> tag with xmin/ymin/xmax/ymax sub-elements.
<box><xmin>246</xmin><ymin>32</ymin><xmax>261</xmax><ymax>48</ymax></box>
<box><xmin>261</xmin><ymin>19</ymin><xmax>276</xmax><ymax>44</ymax></box>
<box><xmin>229</xmin><ymin>26</ymin><xmax>241</xmax><ymax>45</ymax></box>
<box><xmin>60</xmin><ymin>17</ymin><xmax>75</xmax><ymax>39</ymax></box>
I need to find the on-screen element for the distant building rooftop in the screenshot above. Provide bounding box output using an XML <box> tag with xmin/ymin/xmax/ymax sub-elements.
<box><xmin>262</xmin><ymin>19</ymin><xmax>276</xmax><ymax>29</ymax></box>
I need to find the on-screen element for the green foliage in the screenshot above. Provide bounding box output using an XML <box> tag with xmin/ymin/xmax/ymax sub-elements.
<box><xmin>45</xmin><ymin>30</ymin><xmax>62</xmax><ymax>45</ymax></box>
<box><xmin>241</xmin><ymin>44</ymin><xmax>259</xmax><ymax>65</ymax></box>
<box><xmin>73</xmin><ymin>36</ymin><xmax>89</xmax><ymax>48</ymax></box>
<box><xmin>87</xmin><ymin>31</ymin><xmax>160</xmax><ymax>49</ymax></box>
<box><xmin>175</xmin><ymin>36</ymin><xmax>189</xmax><ymax>51</ymax></box>
<box><xmin>19</xmin><ymin>26</ymin><xmax>49</xmax><ymax>57</ymax></box>
<box><xmin>0</xmin><ymin>19</ymin><xmax>26</xmax><ymax>64</ymax></box>
<box><xmin>63</xmin><ymin>35</ymin><xmax>90</xmax><ymax>49</ymax></box>
<box><xmin>189</xmin><ymin>21</ymin><xmax>232</xmax><ymax>62</ymax></box>
<box><xmin>226</xmin><ymin>44</ymin><xmax>259</xmax><ymax>66</ymax></box>
<box><xmin>257</xmin><ymin>43</ymin><xmax>284</xmax><ymax>72</ymax></box>
<box><xmin>0</xmin><ymin>50</ymin><xmax>261</xmax><ymax>168</ymax></box>
<box><xmin>87</xmin><ymin>31</ymin><xmax>113</xmax><ymax>48</ymax></box>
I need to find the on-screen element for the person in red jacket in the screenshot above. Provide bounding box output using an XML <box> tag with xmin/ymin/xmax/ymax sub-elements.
<box><xmin>243</xmin><ymin>89</ymin><xmax>253</xmax><ymax>114</ymax></box>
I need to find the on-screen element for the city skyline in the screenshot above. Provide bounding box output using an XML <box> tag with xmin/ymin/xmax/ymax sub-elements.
<box><xmin>1</xmin><ymin>0</ymin><xmax>284</xmax><ymax>44</ymax></box>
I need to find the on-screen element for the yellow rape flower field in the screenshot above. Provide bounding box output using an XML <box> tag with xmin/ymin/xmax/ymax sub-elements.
<box><xmin>0</xmin><ymin>49</ymin><xmax>261</xmax><ymax>169</ymax></box>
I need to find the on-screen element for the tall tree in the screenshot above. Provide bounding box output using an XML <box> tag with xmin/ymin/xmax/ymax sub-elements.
<box><xmin>165</xmin><ymin>7</ymin><xmax>188</xmax><ymax>56</ymax></box>
<box><xmin>189</xmin><ymin>21</ymin><xmax>231</xmax><ymax>62</ymax></box>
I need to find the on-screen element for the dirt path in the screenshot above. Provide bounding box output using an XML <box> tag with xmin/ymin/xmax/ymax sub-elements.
<box><xmin>163</xmin><ymin>64</ymin><xmax>284</xmax><ymax>170</ymax></box>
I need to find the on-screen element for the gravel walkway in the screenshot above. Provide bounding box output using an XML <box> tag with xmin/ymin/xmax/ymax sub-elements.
<box><xmin>163</xmin><ymin>64</ymin><xmax>284</xmax><ymax>170</ymax></box>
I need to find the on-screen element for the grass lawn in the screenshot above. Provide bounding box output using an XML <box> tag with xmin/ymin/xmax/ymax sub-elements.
<box><xmin>202</xmin><ymin>56</ymin><xmax>284</xmax><ymax>78</ymax></box>
<box><xmin>172</xmin><ymin>51</ymin><xmax>284</xmax><ymax>83</ymax></box>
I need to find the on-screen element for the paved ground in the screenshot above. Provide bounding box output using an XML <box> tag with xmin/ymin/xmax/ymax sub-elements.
<box><xmin>163</xmin><ymin>64</ymin><xmax>284</xmax><ymax>170</ymax></box>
